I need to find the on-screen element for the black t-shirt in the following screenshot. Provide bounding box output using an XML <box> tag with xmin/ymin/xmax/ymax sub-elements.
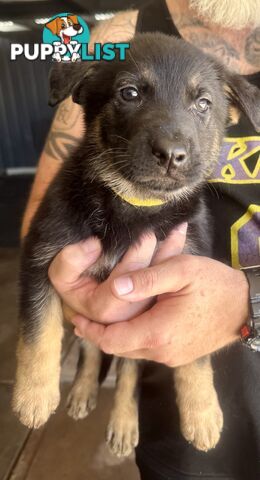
<box><xmin>135</xmin><ymin>1</ymin><xmax>260</xmax><ymax>479</ymax></box>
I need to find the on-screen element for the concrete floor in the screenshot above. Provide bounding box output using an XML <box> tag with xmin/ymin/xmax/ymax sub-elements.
<box><xmin>0</xmin><ymin>248</ymin><xmax>140</xmax><ymax>480</ymax></box>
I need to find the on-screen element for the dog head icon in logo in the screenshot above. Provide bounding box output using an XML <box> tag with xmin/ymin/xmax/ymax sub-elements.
<box><xmin>46</xmin><ymin>15</ymin><xmax>83</xmax><ymax>44</ymax></box>
<box><xmin>43</xmin><ymin>13</ymin><xmax>90</xmax><ymax>62</ymax></box>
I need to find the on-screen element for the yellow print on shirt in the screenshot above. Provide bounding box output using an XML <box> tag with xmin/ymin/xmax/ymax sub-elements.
<box><xmin>209</xmin><ymin>136</ymin><xmax>260</xmax><ymax>184</ymax></box>
<box><xmin>231</xmin><ymin>205</ymin><xmax>260</xmax><ymax>268</ymax></box>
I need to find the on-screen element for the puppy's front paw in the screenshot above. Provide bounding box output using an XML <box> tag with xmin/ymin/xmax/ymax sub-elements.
<box><xmin>66</xmin><ymin>381</ymin><xmax>98</xmax><ymax>420</ymax></box>
<box><xmin>179</xmin><ymin>393</ymin><xmax>223</xmax><ymax>452</ymax></box>
<box><xmin>106</xmin><ymin>403</ymin><xmax>139</xmax><ymax>457</ymax></box>
<box><xmin>12</xmin><ymin>381</ymin><xmax>60</xmax><ymax>429</ymax></box>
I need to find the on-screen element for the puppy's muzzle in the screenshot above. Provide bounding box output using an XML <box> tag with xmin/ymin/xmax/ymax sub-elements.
<box><xmin>152</xmin><ymin>137</ymin><xmax>188</xmax><ymax>173</ymax></box>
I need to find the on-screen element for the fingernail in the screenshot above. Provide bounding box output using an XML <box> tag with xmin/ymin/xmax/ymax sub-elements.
<box><xmin>175</xmin><ymin>222</ymin><xmax>188</xmax><ymax>235</ymax></box>
<box><xmin>114</xmin><ymin>276</ymin><xmax>133</xmax><ymax>296</ymax></box>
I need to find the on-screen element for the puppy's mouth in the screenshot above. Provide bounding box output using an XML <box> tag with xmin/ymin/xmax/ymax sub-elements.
<box><xmin>116</xmin><ymin>160</ymin><xmax>202</xmax><ymax>196</ymax></box>
<box><xmin>62</xmin><ymin>33</ymin><xmax>70</xmax><ymax>44</ymax></box>
<box><xmin>94</xmin><ymin>144</ymin><xmax>202</xmax><ymax>199</ymax></box>
<box><xmin>134</xmin><ymin>176</ymin><xmax>190</xmax><ymax>195</ymax></box>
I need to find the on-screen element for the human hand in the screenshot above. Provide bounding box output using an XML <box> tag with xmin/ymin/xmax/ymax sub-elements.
<box><xmin>49</xmin><ymin>223</ymin><xmax>187</xmax><ymax>324</ymax></box>
<box><xmin>71</xmin><ymin>254</ymin><xmax>249</xmax><ymax>367</ymax></box>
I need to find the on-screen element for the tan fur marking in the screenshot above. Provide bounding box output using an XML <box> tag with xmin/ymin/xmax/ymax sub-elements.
<box><xmin>223</xmin><ymin>84</ymin><xmax>233</xmax><ymax>96</ymax></box>
<box><xmin>228</xmin><ymin>105</ymin><xmax>241</xmax><ymax>126</ymax></box>
<box><xmin>12</xmin><ymin>290</ymin><xmax>63</xmax><ymax>429</ymax></box>
<box><xmin>106</xmin><ymin>359</ymin><xmax>139</xmax><ymax>457</ymax></box>
<box><xmin>62</xmin><ymin>302</ymin><xmax>77</xmax><ymax>322</ymax></box>
<box><xmin>174</xmin><ymin>356</ymin><xmax>223</xmax><ymax>452</ymax></box>
<box><xmin>189</xmin><ymin>73</ymin><xmax>201</xmax><ymax>90</ymax></box>
<box><xmin>67</xmin><ymin>340</ymin><xmax>102</xmax><ymax>419</ymax></box>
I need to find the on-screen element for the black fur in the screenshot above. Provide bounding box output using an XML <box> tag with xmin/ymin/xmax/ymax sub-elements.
<box><xmin>20</xmin><ymin>33</ymin><xmax>260</xmax><ymax>341</ymax></box>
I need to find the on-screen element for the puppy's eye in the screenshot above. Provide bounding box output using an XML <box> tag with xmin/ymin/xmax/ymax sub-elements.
<box><xmin>120</xmin><ymin>86</ymin><xmax>139</xmax><ymax>102</ymax></box>
<box><xmin>195</xmin><ymin>97</ymin><xmax>211</xmax><ymax>113</ymax></box>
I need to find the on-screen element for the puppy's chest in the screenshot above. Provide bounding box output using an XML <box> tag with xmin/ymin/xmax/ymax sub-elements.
<box><xmin>87</xmin><ymin>212</ymin><xmax>190</xmax><ymax>282</ymax></box>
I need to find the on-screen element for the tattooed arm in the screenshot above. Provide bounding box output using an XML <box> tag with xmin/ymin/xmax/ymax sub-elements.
<box><xmin>21</xmin><ymin>11</ymin><xmax>138</xmax><ymax>238</ymax></box>
<box><xmin>166</xmin><ymin>0</ymin><xmax>260</xmax><ymax>75</ymax></box>
<box><xmin>21</xmin><ymin>97</ymin><xmax>83</xmax><ymax>238</ymax></box>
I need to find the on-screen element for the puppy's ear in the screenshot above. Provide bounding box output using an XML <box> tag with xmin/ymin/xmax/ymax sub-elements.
<box><xmin>224</xmin><ymin>72</ymin><xmax>260</xmax><ymax>132</ymax></box>
<box><xmin>68</xmin><ymin>15</ymin><xmax>78</xmax><ymax>24</ymax></box>
<box><xmin>48</xmin><ymin>62</ymin><xmax>97</xmax><ymax>107</ymax></box>
<box><xmin>45</xmin><ymin>18</ymin><xmax>59</xmax><ymax>36</ymax></box>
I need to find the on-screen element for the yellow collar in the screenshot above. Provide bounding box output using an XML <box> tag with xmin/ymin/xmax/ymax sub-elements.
<box><xmin>114</xmin><ymin>191</ymin><xmax>168</xmax><ymax>207</ymax></box>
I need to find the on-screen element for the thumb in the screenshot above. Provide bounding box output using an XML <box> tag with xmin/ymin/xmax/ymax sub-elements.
<box><xmin>152</xmin><ymin>222</ymin><xmax>187</xmax><ymax>264</ymax></box>
<box><xmin>49</xmin><ymin>237</ymin><xmax>102</xmax><ymax>290</ymax></box>
<box><xmin>112</xmin><ymin>254</ymin><xmax>193</xmax><ymax>301</ymax></box>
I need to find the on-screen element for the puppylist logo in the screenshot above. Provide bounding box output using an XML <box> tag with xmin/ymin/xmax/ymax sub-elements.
<box><xmin>10</xmin><ymin>13</ymin><xmax>130</xmax><ymax>62</ymax></box>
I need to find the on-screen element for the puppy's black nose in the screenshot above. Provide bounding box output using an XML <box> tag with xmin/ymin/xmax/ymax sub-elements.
<box><xmin>152</xmin><ymin>139</ymin><xmax>187</xmax><ymax>169</ymax></box>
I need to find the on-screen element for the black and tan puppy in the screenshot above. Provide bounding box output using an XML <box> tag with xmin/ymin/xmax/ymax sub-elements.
<box><xmin>13</xmin><ymin>33</ymin><xmax>260</xmax><ymax>456</ymax></box>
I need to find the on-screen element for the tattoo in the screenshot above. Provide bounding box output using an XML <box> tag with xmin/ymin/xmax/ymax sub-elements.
<box><xmin>185</xmin><ymin>32</ymin><xmax>239</xmax><ymax>66</ymax></box>
<box><xmin>245</xmin><ymin>28</ymin><xmax>260</xmax><ymax>67</ymax></box>
<box><xmin>55</xmin><ymin>102</ymin><xmax>80</xmax><ymax>130</ymax></box>
<box><xmin>167</xmin><ymin>4</ymin><xmax>252</xmax><ymax>73</ymax></box>
<box><xmin>53</xmin><ymin>99</ymin><xmax>82</xmax><ymax>132</ymax></box>
<box><xmin>45</xmin><ymin>97</ymin><xmax>83</xmax><ymax>162</ymax></box>
<box><xmin>172</xmin><ymin>13</ymin><xmax>205</xmax><ymax>30</ymax></box>
<box><xmin>90</xmin><ymin>11</ymin><xmax>137</xmax><ymax>44</ymax></box>
<box><xmin>45</xmin><ymin>131</ymin><xmax>79</xmax><ymax>161</ymax></box>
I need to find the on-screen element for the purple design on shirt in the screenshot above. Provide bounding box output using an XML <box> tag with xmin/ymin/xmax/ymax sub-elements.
<box><xmin>237</xmin><ymin>211</ymin><xmax>260</xmax><ymax>267</ymax></box>
<box><xmin>211</xmin><ymin>137</ymin><xmax>260</xmax><ymax>182</ymax></box>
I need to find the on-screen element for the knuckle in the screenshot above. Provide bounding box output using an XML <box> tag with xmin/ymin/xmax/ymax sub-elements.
<box><xmin>137</xmin><ymin>268</ymin><xmax>158</xmax><ymax>294</ymax></box>
<box><xmin>143</xmin><ymin>330</ymin><xmax>165</xmax><ymax>350</ymax></box>
<box><xmin>175</xmin><ymin>254</ymin><xmax>197</xmax><ymax>284</ymax></box>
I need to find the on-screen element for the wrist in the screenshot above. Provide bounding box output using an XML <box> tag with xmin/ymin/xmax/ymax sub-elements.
<box><xmin>226</xmin><ymin>269</ymin><xmax>250</xmax><ymax>342</ymax></box>
<box><xmin>240</xmin><ymin>266</ymin><xmax>260</xmax><ymax>351</ymax></box>
<box><xmin>237</xmin><ymin>269</ymin><xmax>250</xmax><ymax>323</ymax></box>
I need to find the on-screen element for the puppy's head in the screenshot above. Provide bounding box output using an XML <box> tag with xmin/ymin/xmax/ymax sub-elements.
<box><xmin>49</xmin><ymin>33</ymin><xmax>260</xmax><ymax>201</ymax></box>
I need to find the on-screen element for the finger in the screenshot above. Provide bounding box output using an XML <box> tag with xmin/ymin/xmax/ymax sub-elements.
<box><xmin>116</xmin><ymin>347</ymin><xmax>169</xmax><ymax>363</ymax></box>
<box><xmin>112</xmin><ymin>254</ymin><xmax>193</xmax><ymax>301</ymax></box>
<box><xmin>49</xmin><ymin>237</ymin><xmax>102</xmax><ymax>290</ymax></box>
<box><xmin>109</xmin><ymin>231</ymin><xmax>157</xmax><ymax>278</ymax></box>
<box><xmin>52</xmin><ymin>233</ymin><xmax>157</xmax><ymax>324</ymax></box>
<box><xmin>73</xmin><ymin>303</ymin><xmax>172</xmax><ymax>354</ymax></box>
<box><xmin>152</xmin><ymin>222</ymin><xmax>187</xmax><ymax>265</ymax></box>
<box><xmin>115</xmin><ymin>345</ymin><xmax>181</xmax><ymax>367</ymax></box>
<box><xmin>72</xmin><ymin>315</ymin><xmax>106</xmax><ymax>346</ymax></box>
<box><xmin>49</xmin><ymin>238</ymin><xmax>102</xmax><ymax>318</ymax></box>
<box><xmin>86</xmin><ymin>232</ymin><xmax>157</xmax><ymax>322</ymax></box>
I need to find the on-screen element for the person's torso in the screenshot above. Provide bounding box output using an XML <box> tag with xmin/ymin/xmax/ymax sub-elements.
<box><xmin>135</xmin><ymin>2</ymin><xmax>260</xmax><ymax>479</ymax></box>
